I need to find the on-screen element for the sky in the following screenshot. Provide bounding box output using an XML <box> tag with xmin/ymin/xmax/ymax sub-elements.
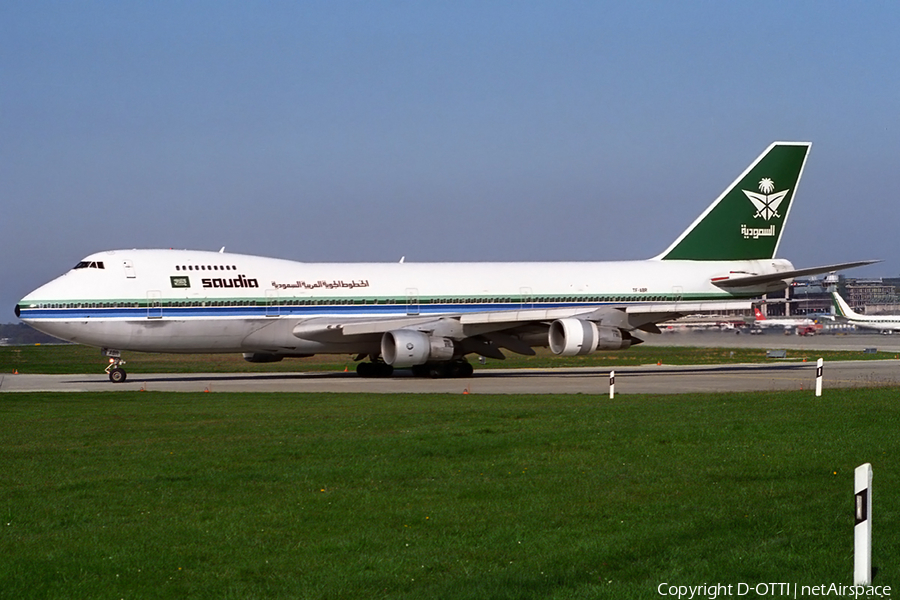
<box><xmin>3</xmin><ymin>1</ymin><xmax>900</xmax><ymax>319</ymax></box>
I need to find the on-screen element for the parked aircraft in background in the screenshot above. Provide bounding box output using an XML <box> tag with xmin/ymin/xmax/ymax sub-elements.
<box><xmin>751</xmin><ymin>307</ymin><xmax>816</xmax><ymax>332</ymax></box>
<box><xmin>831</xmin><ymin>291</ymin><xmax>900</xmax><ymax>332</ymax></box>
<box><xmin>16</xmin><ymin>142</ymin><xmax>875</xmax><ymax>381</ymax></box>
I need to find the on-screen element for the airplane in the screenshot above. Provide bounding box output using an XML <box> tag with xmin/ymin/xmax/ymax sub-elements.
<box><xmin>751</xmin><ymin>307</ymin><xmax>816</xmax><ymax>332</ymax></box>
<box><xmin>831</xmin><ymin>291</ymin><xmax>900</xmax><ymax>332</ymax></box>
<box><xmin>15</xmin><ymin>142</ymin><xmax>877</xmax><ymax>382</ymax></box>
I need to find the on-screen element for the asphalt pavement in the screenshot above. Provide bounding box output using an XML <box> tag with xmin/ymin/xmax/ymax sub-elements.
<box><xmin>2</xmin><ymin>331</ymin><xmax>897</xmax><ymax>394</ymax></box>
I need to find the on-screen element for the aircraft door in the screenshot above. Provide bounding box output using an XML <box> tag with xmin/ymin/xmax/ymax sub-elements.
<box><xmin>520</xmin><ymin>287</ymin><xmax>533</xmax><ymax>310</ymax></box>
<box><xmin>406</xmin><ymin>288</ymin><xmax>419</xmax><ymax>316</ymax></box>
<box><xmin>123</xmin><ymin>260</ymin><xmax>136</xmax><ymax>279</ymax></box>
<box><xmin>147</xmin><ymin>290</ymin><xmax>162</xmax><ymax>319</ymax></box>
<box><xmin>265</xmin><ymin>289</ymin><xmax>279</xmax><ymax>317</ymax></box>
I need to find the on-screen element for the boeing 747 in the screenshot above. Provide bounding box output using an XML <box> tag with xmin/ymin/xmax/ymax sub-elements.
<box><xmin>16</xmin><ymin>142</ymin><xmax>876</xmax><ymax>381</ymax></box>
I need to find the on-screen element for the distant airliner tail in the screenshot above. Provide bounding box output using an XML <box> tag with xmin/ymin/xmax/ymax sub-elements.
<box><xmin>831</xmin><ymin>291</ymin><xmax>861</xmax><ymax>319</ymax></box>
<box><xmin>655</xmin><ymin>142</ymin><xmax>811</xmax><ymax>261</ymax></box>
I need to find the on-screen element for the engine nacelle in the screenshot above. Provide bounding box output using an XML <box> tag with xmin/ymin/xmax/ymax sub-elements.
<box><xmin>548</xmin><ymin>319</ymin><xmax>630</xmax><ymax>356</ymax></box>
<box><xmin>381</xmin><ymin>330</ymin><xmax>456</xmax><ymax>368</ymax></box>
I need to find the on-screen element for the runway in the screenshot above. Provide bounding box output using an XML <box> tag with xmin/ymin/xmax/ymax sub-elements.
<box><xmin>2</xmin><ymin>331</ymin><xmax>898</xmax><ymax>394</ymax></box>
<box><xmin>2</xmin><ymin>360</ymin><xmax>899</xmax><ymax>395</ymax></box>
<box><xmin>644</xmin><ymin>329</ymin><xmax>900</xmax><ymax>352</ymax></box>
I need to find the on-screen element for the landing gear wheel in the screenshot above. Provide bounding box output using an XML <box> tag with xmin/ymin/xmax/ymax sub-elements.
<box><xmin>104</xmin><ymin>352</ymin><xmax>128</xmax><ymax>384</ymax></box>
<box><xmin>458</xmin><ymin>361</ymin><xmax>474</xmax><ymax>378</ymax></box>
<box><xmin>413</xmin><ymin>360</ymin><xmax>473</xmax><ymax>378</ymax></box>
<box><xmin>109</xmin><ymin>367</ymin><xmax>127</xmax><ymax>383</ymax></box>
<box><xmin>356</xmin><ymin>361</ymin><xmax>393</xmax><ymax>378</ymax></box>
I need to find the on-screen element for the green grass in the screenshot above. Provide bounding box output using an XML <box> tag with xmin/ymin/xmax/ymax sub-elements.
<box><xmin>2</xmin><ymin>390</ymin><xmax>897</xmax><ymax>598</ymax></box>
<box><xmin>2</xmin><ymin>343</ymin><xmax>897</xmax><ymax>376</ymax></box>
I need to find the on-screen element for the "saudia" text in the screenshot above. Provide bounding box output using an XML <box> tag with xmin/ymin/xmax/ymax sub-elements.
<box><xmin>201</xmin><ymin>274</ymin><xmax>259</xmax><ymax>288</ymax></box>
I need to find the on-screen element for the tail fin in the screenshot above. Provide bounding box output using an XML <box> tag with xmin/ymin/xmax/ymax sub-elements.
<box><xmin>831</xmin><ymin>291</ymin><xmax>860</xmax><ymax>319</ymax></box>
<box><xmin>753</xmin><ymin>307</ymin><xmax>766</xmax><ymax>321</ymax></box>
<box><xmin>655</xmin><ymin>142</ymin><xmax>811</xmax><ymax>261</ymax></box>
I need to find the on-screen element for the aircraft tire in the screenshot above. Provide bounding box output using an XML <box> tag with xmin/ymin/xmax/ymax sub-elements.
<box><xmin>411</xmin><ymin>361</ymin><xmax>473</xmax><ymax>378</ymax></box>
<box><xmin>357</xmin><ymin>362</ymin><xmax>394</xmax><ymax>378</ymax></box>
<box><xmin>109</xmin><ymin>367</ymin><xmax>127</xmax><ymax>383</ymax></box>
<box><xmin>376</xmin><ymin>363</ymin><xmax>393</xmax><ymax>377</ymax></box>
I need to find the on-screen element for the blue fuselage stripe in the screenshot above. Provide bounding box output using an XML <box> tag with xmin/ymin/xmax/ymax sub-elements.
<box><xmin>21</xmin><ymin>301</ymin><xmax>609</xmax><ymax>320</ymax></box>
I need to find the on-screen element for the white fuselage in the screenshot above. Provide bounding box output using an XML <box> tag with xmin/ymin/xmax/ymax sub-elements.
<box><xmin>843</xmin><ymin>317</ymin><xmax>900</xmax><ymax>332</ymax></box>
<box><xmin>831</xmin><ymin>292</ymin><xmax>900</xmax><ymax>332</ymax></box>
<box><xmin>754</xmin><ymin>316</ymin><xmax>815</xmax><ymax>329</ymax></box>
<box><xmin>18</xmin><ymin>249</ymin><xmax>793</xmax><ymax>354</ymax></box>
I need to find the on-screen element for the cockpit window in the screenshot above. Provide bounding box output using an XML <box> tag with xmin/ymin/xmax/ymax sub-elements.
<box><xmin>73</xmin><ymin>261</ymin><xmax>105</xmax><ymax>270</ymax></box>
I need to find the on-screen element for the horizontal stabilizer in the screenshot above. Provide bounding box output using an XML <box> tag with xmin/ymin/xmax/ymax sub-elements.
<box><xmin>711</xmin><ymin>260</ymin><xmax>879</xmax><ymax>288</ymax></box>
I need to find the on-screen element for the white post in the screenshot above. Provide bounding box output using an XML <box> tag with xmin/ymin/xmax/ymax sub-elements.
<box><xmin>815</xmin><ymin>358</ymin><xmax>823</xmax><ymax>397</ymax></box>
<box><xmin>609</xmin><ymin>370</ymin><xmax>615</xmax><ymax>399</ymax></box>
<box><xmin>854</xmin><ymin>463</ymin><xmax>873</xmax><ymax>586</ymax></box>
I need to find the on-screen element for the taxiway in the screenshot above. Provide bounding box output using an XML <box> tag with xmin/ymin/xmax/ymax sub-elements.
<box><xmin>2</xmin><ymin>331</ymin><xmax>897</xmax><ymax>394</ymax></box>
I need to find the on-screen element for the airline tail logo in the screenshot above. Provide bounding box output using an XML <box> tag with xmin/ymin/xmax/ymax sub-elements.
<box><xmin>655</xmin><ymin>141</ymin><xmax>809</xmax><ymax>261</ymax></box>
<box><xmin>743</xmin><ymin>178</ymin><xmax>789</xmax><ymax>221</ymax></box>
<box><xmin>740</xmin><ymin>178</ymin><xmax>789</xmax><ymax>239</ymax></box>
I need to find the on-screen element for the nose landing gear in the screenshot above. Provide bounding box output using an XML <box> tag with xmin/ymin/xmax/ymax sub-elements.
<box><xmin>102</xmin><ymin>349</ymin><xmax>127</xmax><ymax>383</ymax></box>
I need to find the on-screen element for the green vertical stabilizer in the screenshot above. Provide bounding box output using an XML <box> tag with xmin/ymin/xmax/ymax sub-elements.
<box><xmin>657</xmin><ymin>142</ymin><xmax>810</xmax><ymax>261</ymax></box>
<box><xmin>831</xmin><ymin>291</ymin><xmax>855</xmax><ymax>319</ymax></box>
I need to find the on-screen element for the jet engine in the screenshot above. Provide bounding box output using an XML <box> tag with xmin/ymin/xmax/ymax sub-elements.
<box><xmin>548</xmin><ymin>319</ymin><xmax>630</xmax><ymax>356</ymax></box>
<box><xmin>381</xmin><ymin>330</ymin><xmax>456</xmax><ymax>368</ymax></box>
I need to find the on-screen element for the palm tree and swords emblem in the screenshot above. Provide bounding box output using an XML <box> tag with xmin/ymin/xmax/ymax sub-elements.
<box><xmin>743</xmin><ymin>178</ymin><xmax>789</xmax><ymax>220</ymax></box>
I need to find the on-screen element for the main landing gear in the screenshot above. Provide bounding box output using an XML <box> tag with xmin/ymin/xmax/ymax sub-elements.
<box><xmin>411</xmin><ymin>360</ymin><xmax>474</xmax><ymax>379</ymax></box>
<box><xmin>356</xmin><ymin>361</ymin><xmax>394</xmax><ymax>378</ymax></box>
<box><xmin>103</xmin><ymin>349</ymin><xmax>127</xmax><ymax>383</ymax></box>
<box><xmin>354</xmin><ymin>358</ymin><xmax>474</xmax><ymax>378</ymax></box>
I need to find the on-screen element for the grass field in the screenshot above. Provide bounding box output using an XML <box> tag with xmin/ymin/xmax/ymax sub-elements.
<box><xmin>2</xmin><ymin>343</ymin><xmax>896</xmax><ymax>376</ymax></box>
<box><xmin>2</xmin><ymin>389</ymin><xmax>897</xmax><ymax>599</ymax></box>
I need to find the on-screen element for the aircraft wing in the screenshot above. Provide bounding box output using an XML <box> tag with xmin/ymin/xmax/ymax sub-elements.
<box><xmin>711</xmin><ymin>259</ymin><xmax>879</xmax><ymax>289</ymax></box>
<box><xmin>459</xmin><ymin>300</ymin><xmax>754</xmax><ymax>331</ymax></box>
<box><xmin>293</xmin><ymin>300</ymin><xmax>755</xmax><ymax>343</ymax></box>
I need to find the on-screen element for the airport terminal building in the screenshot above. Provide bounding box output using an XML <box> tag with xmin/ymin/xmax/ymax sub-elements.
<box><xmin>765</xmin><ymin>276</ymin><xmax>900</xmax><ymax>317</ymax></box>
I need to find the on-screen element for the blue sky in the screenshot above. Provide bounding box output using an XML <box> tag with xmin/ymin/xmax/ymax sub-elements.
<box><xmin>3</xmin><ymin>1</ymin><xmax>899</xmax><ymax>318</ymax></box>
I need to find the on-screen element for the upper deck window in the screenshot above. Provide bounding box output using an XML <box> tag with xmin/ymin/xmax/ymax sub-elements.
<box><xmin>74</xmin><ymin>261</ymin><xmax>105</xmax><ymax>270</ymax></box>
